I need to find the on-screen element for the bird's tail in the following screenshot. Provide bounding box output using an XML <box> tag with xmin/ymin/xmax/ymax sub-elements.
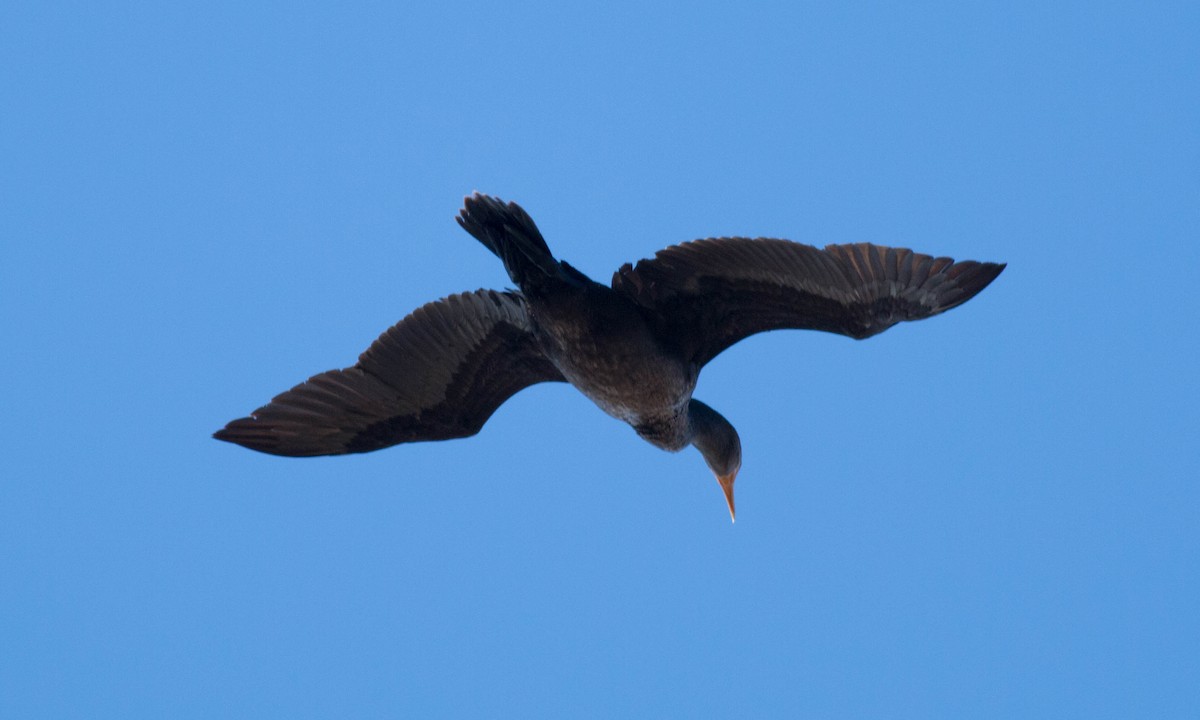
<box><xmin>456</xmin><ymin>193</ymin><xmax>562</xmax><ymax>289</ymax></box>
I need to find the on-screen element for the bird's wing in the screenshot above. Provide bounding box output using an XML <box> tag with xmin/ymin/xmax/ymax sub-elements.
<box><xmin>214</xmin><ymin>289</ymin><xmax>564</xmax><ymax>456</ymax></box>
<box><xmin>612</xmin><ymin>238</ymin><xmax>1004</xmax><ymax>367</ymax></box>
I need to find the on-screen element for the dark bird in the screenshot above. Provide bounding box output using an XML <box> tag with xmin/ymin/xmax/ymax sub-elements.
<box><xmin>215</xmin><ymin>194</ymin><xmax>1005</xmax><ymax>520</ymax></box>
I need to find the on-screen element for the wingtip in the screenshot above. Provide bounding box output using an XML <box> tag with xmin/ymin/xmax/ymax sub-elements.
<box><xmin>935</xmin><ymin>257</ymin><xmax>1006</xmax><ymax>313</ymax></box>
<box><xmin>211</xmin><ymin>418</ymin><xmax>285</xmax><ymax>455</ymax></box>
<box><xmin>974</xmin><ymin>260</ymin><xmax>1007</xmax><ymax>293</ymax></box>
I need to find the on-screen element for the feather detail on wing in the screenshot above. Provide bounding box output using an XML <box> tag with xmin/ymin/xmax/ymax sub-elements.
<box><xmin>214</xmin><ymin>289</ymin><xmax>564</xmax><ymax>456</ymax></box>
<box><xmin>612</xmin><ymin>238</ymin><xmax>1004</xmax><ymax>367</ymax></box>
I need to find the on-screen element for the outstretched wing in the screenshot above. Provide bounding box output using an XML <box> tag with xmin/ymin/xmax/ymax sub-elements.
<box><xmin>214</xmin><ymin>289</ymin><xmax>564</xmax><ymax>456</ymax></box>
<box><xmin>612</xmin><ymin>238</ymin><xmax>1004</xmax><ymax>367</ymax></box>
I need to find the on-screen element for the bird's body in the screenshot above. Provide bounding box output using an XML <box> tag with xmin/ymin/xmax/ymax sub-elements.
<box><xmin>216</xmin><ymin>194</ymin><xmax>1005</xmax><ymax>519</ymax></box>
<box><xmin>532</xmin><ymin>284</ymin><xmax>695</xmax><ymax>445</ymax></box>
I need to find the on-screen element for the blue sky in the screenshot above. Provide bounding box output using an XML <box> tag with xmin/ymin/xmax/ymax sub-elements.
<box><xmin>2</xmin><ymin>1</ymin><xmax>1197</xmax><ymax>717</ymax></box>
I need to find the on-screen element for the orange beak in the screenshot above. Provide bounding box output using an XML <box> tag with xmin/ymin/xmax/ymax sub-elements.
<box><xmin>717</xmin><ymin>470</ymin><xmax>737</xmax><ymax>523</ymax></box>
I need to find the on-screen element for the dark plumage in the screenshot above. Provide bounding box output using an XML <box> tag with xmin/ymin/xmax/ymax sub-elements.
<box><xmin>215</xmin><ymin>193</ymin><xmax>1005</xmax><ymax>520</ymax></box>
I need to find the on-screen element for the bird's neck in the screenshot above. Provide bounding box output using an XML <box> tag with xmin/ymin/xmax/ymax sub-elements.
<box><xmin>687</xmin><ymin>399</ymin><xmax>741</xmax><ymax>474</ymax></box>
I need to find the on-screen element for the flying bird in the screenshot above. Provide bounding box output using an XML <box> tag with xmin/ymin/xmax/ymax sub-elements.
<box><xmin>215</xmin><ymin>194</ymin><xmax>1005</xmax><ymax>520</ymax></box>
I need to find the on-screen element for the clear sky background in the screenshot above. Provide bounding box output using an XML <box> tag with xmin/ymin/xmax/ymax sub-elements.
<box><xmin>2</xmin><ymin>1</ymin><xmax>1197</xmax><ymax>717</ymax></box>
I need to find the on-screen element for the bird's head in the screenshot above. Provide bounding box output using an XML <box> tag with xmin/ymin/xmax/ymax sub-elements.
<box><xmin>687</xmin><ymin>399</ymin><xmax>742</xmax><ymax>522</ymax></box>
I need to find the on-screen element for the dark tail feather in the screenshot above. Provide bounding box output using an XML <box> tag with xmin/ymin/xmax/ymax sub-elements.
<box><xmin>456</xmin><ymin>193</ymin><xmax>560</xmax><ymax>287</ymax></box>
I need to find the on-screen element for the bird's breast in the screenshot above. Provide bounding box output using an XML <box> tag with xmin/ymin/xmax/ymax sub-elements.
<box><xmin>531</xmin><ymin>304</ymin><xmax>695</xmax><ymax>429</ymax></box>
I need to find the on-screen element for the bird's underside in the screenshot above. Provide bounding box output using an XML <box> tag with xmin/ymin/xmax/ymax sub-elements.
<box><xmin>215</xmin><ymin>193</ymin><xmax>1004</xmax><ymax>518</ymax></box>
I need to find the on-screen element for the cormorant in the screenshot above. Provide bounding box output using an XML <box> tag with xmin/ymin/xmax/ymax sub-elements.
<box><xmin>215</xmin><ymin>194</ymin><xmax>1005</xmax><ymax>520</ymax></box>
